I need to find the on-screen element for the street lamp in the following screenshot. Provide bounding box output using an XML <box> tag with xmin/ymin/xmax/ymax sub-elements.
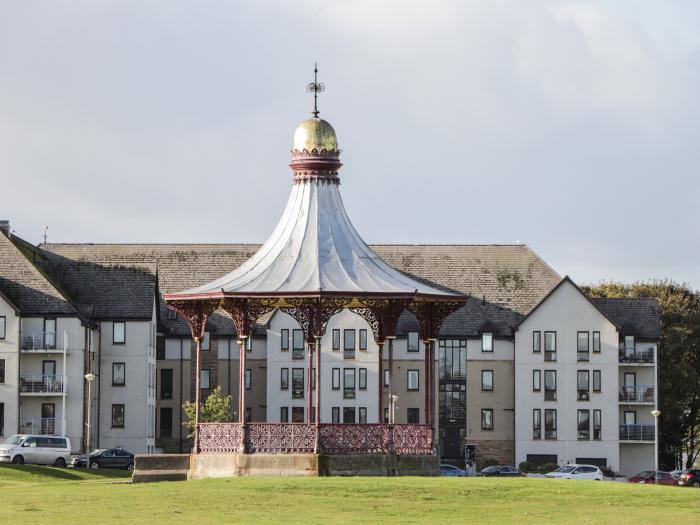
<box><xmin>390</xmin><ymin>394</ymin><xmax>399</xmax><ymax>424</ymax></box>
<box><xmin>651</xmin><ymin>409</ymin><xmax>661</xmax><ymax>485</ymax></box>
<box><xmin>85</xmin><ymin>373</ymin><xmax>96</xmax><ymax>454</ymax></box>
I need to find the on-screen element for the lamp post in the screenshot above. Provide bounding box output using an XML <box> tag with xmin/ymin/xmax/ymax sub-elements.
<box><xmin>651</xmin><ymin>409</ymin><xmax>661</xmax><ymax>485</ymax></box>
<box><xmin>390</xmin><ymin>394</ymin><xmax>399</xmax><ymax>424</ymax></box>
<box><xmin>85</xmin><ymin>373</ymin><xmax>96</xmax><ymax>454</ymax></box>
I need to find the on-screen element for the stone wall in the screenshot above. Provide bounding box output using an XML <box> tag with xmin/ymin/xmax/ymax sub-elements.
<box><xmin>471</xmin><ymin>439</ymin><xmax>515</xmax><ymax>468</ymax></box>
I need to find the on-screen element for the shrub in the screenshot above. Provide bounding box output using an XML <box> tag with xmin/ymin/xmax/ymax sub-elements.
<box><xmin>518</xmin><ymin>461</ymin><xmax>537</xmax><ymax>473</ymax></box>
<box><xmin>540</xmin><ymin>462</ymin><xmax>560</xmax><ymax>474</ymax></box>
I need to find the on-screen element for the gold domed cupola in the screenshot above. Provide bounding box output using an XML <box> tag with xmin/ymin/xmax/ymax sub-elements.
<box><xmin>293</xmin><ymin>118</ymin><xmax>338</xmax><ymax>153</ymax></box>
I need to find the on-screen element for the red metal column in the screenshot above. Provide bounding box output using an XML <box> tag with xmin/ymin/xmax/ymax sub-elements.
<box><xmin>315</xmin><ymin>336</ymin><xmax>321</xmax><ymax>425</ymax></box>
<box><xmin>388</xmin><ymin>337</ymin><xmax>395</xmax><ymax>423</ymax></box>
<box><xmin>424</xmin><ymin>339</ymin><xmax>430</xmax><ymax>425</ymax></box>
<box><xmin>194</xmin><ymin>338</ymin><xmax>202</xmax><ymax>453</ymax></box>
<box><xmin>428</xmin><ymin>340</ymin><xmax>434</xmax><ymax>427</ymax></box>
<box><xmin>377</xmin><ymin>342</ymin><xmax>384</xmax><ymax>423</ymax></box>
<box><xmin>239</xmin><ymin>337</ymin><xmax>247</xmax><ymax>423</ymax></box>
<box><xmin>307</xmin><ymin>341</ymin><xmax>314</xmax><ymax>423</ymax></box>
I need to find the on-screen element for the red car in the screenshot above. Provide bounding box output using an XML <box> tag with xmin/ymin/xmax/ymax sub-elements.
<box><xmin>627</xmin><ymin>471</ymin><xmax>676</xmax><ymax>485</ymax></box>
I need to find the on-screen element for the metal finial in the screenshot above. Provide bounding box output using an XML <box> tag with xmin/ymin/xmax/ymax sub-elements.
<box><xmin>306</xmin><ymin>62</ymin><xmax>325</xmax><ymax>118</ymax></box>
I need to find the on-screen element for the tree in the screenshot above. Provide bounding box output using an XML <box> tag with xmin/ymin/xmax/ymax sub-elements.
<box><xmin>583</xmin><ymin>280</ymin><xmax>700</xmax><ymax>469</ymax></box>
<box><xmin>183</xmin><ymin>386</ymin><xmax>235</xmax><ymax>436</ymax></box>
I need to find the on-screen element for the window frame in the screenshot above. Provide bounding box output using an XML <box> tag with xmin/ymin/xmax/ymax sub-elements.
<box><xmin>280</xmin><ymin>368</ymin><xmax>289</xmax><ymax>390</ymax></box>
<box><xmin>0</xmin><ymin>316</ymin><xmax>5</xmax><ymax>340</ymax></box>
<box><xmin>159</xmin><ymin>406</ymin><xmax>172</xmax><ymax>438</ymax></box>
<box><xmin>577</xmin><ymin>370</ymin><xmax>590</xmax><ymax>400</ymax></box>
<box><xmin>532</xmin><ymin>331</ymin><xmax>541</xmax><ymax>353</ymax></box>
<box><xmin>112</xmin><ymin>362</ymin><xmax>126</xmax><ymax>387</ymax></box>
<box><xmin>533</xmin><ymin>408</ymin><xmax>542</xmax><ymax>439</ymax></box>
<box><xmin>593</xmin><ymin>409</ymin><xmax>602</xmax><ymax>440</ymax></box>
<box><xmin>481</xmin><ymin>408</ymin><xmax>494</xmax><ymax>430</ymax></box>
<box><xmin>201</xmin><ymin>331</ymin><xmax>210</xmax><ymax>351</ymax></box>
<box><xmin>292</xmin><ymin>368</ymin><xmax>304</xmax><ymax>399</ymax></box>
<box><xmin>592</xmin><ymin>331</ymin><xmax>601</xmax><ymax>353</ymax></box>
<box><xmin>383</xmin><ymin>369</ymin><xmax>390</xmax><ymax>387</ymax></box>
<box><xmin>544</xmin><ymin>331</ymin><xmax>556</xmax><ymax>361</ymax></box>
<box><xmin>407</xmin><ymin>407</ymin><xmax>420</xmax><ymax>424</ymax></box>
<box><xmin>343</xmin><ymin>329</ymin><xmax>356</xmax><ymax>359</ymax></box>
<box><xmin>331</xmin><ymin>407</ymin><xmax>340</xmax><ymax>423</ymax></box>
<box><xmin>359</xmin><ymin>329</ymin><xmax>368</xmax><ymax>351</ymax></box>
<box><xmin>577</xmin><ymin>409</ymin><xmax>591</xmax><ymax>440</ymax></box>
<box><xmin>245</xmin><ymin>368</ymin><xmax>251</xmax><ymax>390</ymax></box>
<box><xmin>544</xmin><ymin>370</ymin><xmax>556</xmax><ymax>401</ymax></box>
<box><xmin>200</xmin><ymin>369</ymin><xmax>210</xmax><ymax>390</ymax></box>
<box><xmin>482</xmin><ymin>332</ymin><xmax>494</xmax><ymax>353</ymax></box>
<box><xmin>280</xmin><ymin>406</ymin><xmax>289</xmax><ymax>423</ymax></box>
<box><xmin>343</xmin><ymin>368</ymin><xmax>356</xmax><ymax>399</ymax></box>
<box><xmin>331</xmin><ymin>368</ymin><xmax>340</xmax><ymax>390</ymax></box>
<box><xmin>407</xmin><ymin>332</ymin><xmax>419</xmax><ymax>352</ymax></box>
<box><xmin>359</xmin><ymin>407</ymin><xmax>367</xmax><ymax>424</ymax></box>
<box><xmin>358</xmin><ymin>368</ymin><xmax>367</xmax><ymax>390</ymax></box>
<box><xmin>332</xmin><ymin>329</ymin><xmax>340</xmax><ymax>351</ymax></box>
<box><xmin>281</xmin><ymin>329</ymin><xmax>289</xmax><ymax>351</ymax></box>
<box><xmin>292</xmin><ymin>329</ymin><xmax>304</xmax><ymax>359</ymax></box>
<box><xmin>0</xmin><ymin>359</ymin><xmax>5</xmax><ymax>384</ymax></box>
<box><xmin>160</xmin><ymin>368</ymin><xmax>173</xmax><ymax>399</ymax></box>
<box><xmin>532</xmin><ymin>369</ymin><xmax>541</xmax><ymax>392</ymax></box>
<box><xmin>407</xmin><ymin>369</ymin><xmax>420</xmax><ymax>391</ymax></box>
<box><xmin>544</xmin><ymin>408</ymin><xmax>557</xmax><ymax>440</ymax></box>
<box><xmin>577</xmin><ymin>331</ymin><xmax>589</xmax><ymax>361</ymax></box>
<box><xmin>113</xmin><ymin>322</ymin><xmax>126</xmax><ymax>345</ymax></box>
<box><xmin>111</xmin><ymin>404</ymin><xmax>125</xmax><ymax>428</ymax></box>
<box><xmin>593</xmin><ymin>370</ymin><xmax>601</xmax><ymax>393</ymax></box>
<box><xmin>481</xmin><ymin>369</ymin><xmax>494</xmax><ymax>391</ymax></box>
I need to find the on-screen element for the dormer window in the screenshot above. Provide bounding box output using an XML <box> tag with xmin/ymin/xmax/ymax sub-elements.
<box><xmin>481</xmin><ymin>332</ymin><xmax>493</xmax><ymax>353</ymax></box>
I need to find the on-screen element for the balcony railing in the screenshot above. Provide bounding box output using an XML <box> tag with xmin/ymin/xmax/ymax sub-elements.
<box><xmin>619</xmin><ymin>348</ymin><xmax>654</xmax><ymax>364</ymax></box>
<box><xmin>619</xmin><ymin>424</ymin><xmax>655</xmax><ymax>441</ymax></box>
<box><xmin>20</xmin><ymin>331</ymin><xmax>67</xmax><ymax>352</ymax></box>
<box><xmin>19</xmin><ymin>417</ymin><xmax>64</xmax><ymax>435</ymax></box>
<box><xmin>619</xmin><ymin>385</ymin><xmax>655</xmax><ymax>403</ymax></box>
<box><xmin>20</xmin><ymin>375</ymin><xmax>65</xmax><ymax>394</ymax></box>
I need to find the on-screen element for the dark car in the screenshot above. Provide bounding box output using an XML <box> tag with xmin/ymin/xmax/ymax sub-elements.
<box><xmin>439</xmin><ymin>463</ymin><xmax>467</xmax><ymax>477</ymax></box>
<box><xmin>70</xmin><ymin>448</ymin><xmax>134</xmax><ymax>471</ymax></box>
<box><xmin>627</xmin><ymin>471</ymin><xmax>675</xmax><ymax>485</ymax></box>
<box><xmin>479</xmin><ymin>465</ymin><xmax>525</xmax><ymax>477</ymax></box>
<box><xmin>678</xmin><ymin>469</ymin><xmax>700</xmax><ymax>487</ymax></box>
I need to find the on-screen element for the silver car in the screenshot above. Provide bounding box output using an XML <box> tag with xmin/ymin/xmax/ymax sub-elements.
<box><xmin>0</xmin><ymin>435</ymin><xmax>71</xmax><ymax>467</ymax></box>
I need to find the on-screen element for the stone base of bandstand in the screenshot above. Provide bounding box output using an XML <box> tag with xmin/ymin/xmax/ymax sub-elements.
<box><xmin>132</xmin><ymin>453</ymin><xmax>438</xmax><ymax>482</ymax></box>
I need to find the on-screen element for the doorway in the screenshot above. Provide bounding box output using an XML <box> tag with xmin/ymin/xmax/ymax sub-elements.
<box><xmin>42</xmin><ymin>403</ymin><xmax>55</xmax><ymax>434</ymax></box>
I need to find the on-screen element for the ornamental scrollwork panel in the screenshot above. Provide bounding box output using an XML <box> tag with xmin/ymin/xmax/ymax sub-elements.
<box><xmin>198</xmin><ymin>423</ymin><xmax>244</xmax><ymax>454</ymax></box>
<box><xmin>167</xmin><ymin>300</ymin><xmax>219</xmax><ymax>341</ymax></box>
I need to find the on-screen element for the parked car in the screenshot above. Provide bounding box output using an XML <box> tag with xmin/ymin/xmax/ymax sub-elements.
<box><xmin>0</xmin><ymin>435</ymin><xmax>71</xmax><ymax>467</ymax></box>
<box><xmin>439</xmin><ymin>463</ymin><xmax>467</xmax><ymax>477</ymax></box>
<box><xmin>627</xmin><ymin>471</ymin><xmax>676</xmax><ymax>485</ymax></box>
<box><xmin>70</xmin><ymin>448</ymin><xmax>134</xmax><ymax>471</ymax></box>
<box><xmin>678</xmin><ymin>469</ymin><xmax>700</xmax><ymax>487</ymax></box>
<box><xmin>545</xmin><ymin>464</ymin><xmax>603</xmax><ymax>480</ymax></box>
<box><xmin>479</xmin><ymin>465</ymin><xmax>525</xmax><ymax>477</ymax></box>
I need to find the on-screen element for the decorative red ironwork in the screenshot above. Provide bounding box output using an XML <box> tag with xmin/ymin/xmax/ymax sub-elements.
<box><xmin>350</xmin><ymin>299</ymin><xmax>410</xmax><ymax>343</ymax></box>
<box><xmin>319</xmin><ymin>424</ymin><xmax>389</xmax><ymax>454</ymax></box>
<box><xmin>280</xmin><ymin>297</ymin><xmax>350</xmax><ymax>342</ymax></box>
<box><xmin>407</xmin><ymin>301</ymin><xmax>465</xmax><ymax>340</ymax></box>
<box><xmin>392</xmin><ymin>424</ymin><xmax>434</xmax><ymax>455</ymax></box>
<box><xmin>166</xmin><ymin>300</ymin><xmax>218</xmax><ymax>341</ymax></box>
<box><xmin>247</xmin><ymin>423</ymin><xmax>317</xmax><ymax>453</ymax></box>
<box><xmin>198</xmin><ymin>423</ymin><xmax>244</xmax><ymax>453</ymax></box>
<box><xmin>220</xmin><ymin>297</ymin><xmax>277</xmax><ymax>338</ymax></box>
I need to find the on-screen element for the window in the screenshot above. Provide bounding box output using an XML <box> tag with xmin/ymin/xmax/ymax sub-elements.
<box><xmin>407</xmin><ymin>408</ymin><xmax>420</xmax><ymax>424</ymax></box>
<box><xmin>577</xmin><ymin>332</ymin><xmax>589</xmax><ymax>361</ymax></box>
<box><xmin>482</xmin><ymin>332</ymin><xmax>493</xmax><ymax>353</ymax></box>
<box><xmin>280</xmin><ymin>368</ymin><xmax>289</xmax><ymax>390</ymax></box>
<box><xmin>200</xmin><ymin>369</ymin><xmax>210</xmax><ymax>389</ymax></box>
<box><xmin>481</xmin><ymin>370</ymin><xmax>493</xmax><ymax>391</ymax></box>
<box><xmin>0</xmin><ymin>359</ymin><xmax>5</xmax><ymax>384</ymax></box>
<box><xmin>624</xmin><ymin>335</ymin><xmax>635</xmax><ymax>351</ymax></box>
<box><xmin>201</xmin><ymin>331</ymin><xmax>210</xmax><ymax>351</ymax></box>
<box><xmin>331</xmin><ymin>407</ymin><xmax>340</xmax><ymax>423</ymax></box>
<box><xmin>544</xmin><ymin>370</ymin><xmax>556</xmax><ymax>401</ymax></box>
<box><xmin>592</xmin><ymin>331</ymin><xmax>601</xmax><ymax>353</ymax></box>
<box><xmin>593</xmin><ymin>370</ymin><xmax>601</xmax><ymax>392</ymax></box>
<box><xmin>332</xmin><ymin>368</ymin><xmax>340</xmax><ymax>390</ymax></box>
<box><xmin>532</xmin><ymin>370</ymin><xmax>541</xmax><ymax>392</ymax></box>
<box><xmin>593</xmin><ymin>409</ymin><xmax>602</xmax><ymax>440</ymax></box>
<box><xmin>0</xmin><ymin>403</ymin><xmax>3</xmax><ymax>436</ymax></box>
<box><xmin>281</xmin><ymin>329</ymin><xmax>289</xmax><ymax>351</ymax></box>
<box><xmin>112</xmin><ymin>362</ymin><xmax>125</xmax><ymax>386</ymax></box>
<box><xmin>343</xmin><ymin>368</ymin><xmax>356</xmax><ymax>399</ymax></box>
<box><xmin>343</xmin><ymin>407</ymin><xmax>356</xmax><ymax>424</ymax></box>
<box><xmin>344</xmin><ymin>330</ymin><xmax>356</xmax><ymax>359</ymax></box>
<box><xmin>292</xmin><ymin>329</ymin><xmax>304</xmax><ymax>359</ymax></box>
<box><xmin>312</xmin><ymin>368</ymin><xmax>316</xmax><ymax>390</ymax></box>
<box><xmin>383</xmin><ymin>407</ymin><xmax>389</xmax><ymax>424</ymax></box>
<box><xmin>543</xmin><ymin>331</ymin><xmax>557</xmax><ymax>361</ymax></box>
<box><xmin>359</xmin><ymin>368</ymin><xmax>367</xmax><ymax>390</ymax></box>
<box><xmin>407</xmin><ymin>369</ymin><xmax>419</xmax><ymax>391</ymax></box>
<box><xmin>359</xmin><ymin>407</ymin><xmax>367</xmax><ymax>424</ymax></box>
<box><xmin>359</xmin><ymin>329</ymin><xmax>368</xmax><ymax>350</ymax></box>
<box><xmin>438</xmin><ymin>339</ymin><xmax>466</xmax><ymax>380</ymax></box>
<box><xmin>0</xmin><ymin>316</ymin><xmax>5</xmax><ymax>339</ymax></box>
<box><xmin>245</xmin><ymin>369</ymin><xmax>251</xmax><ymax>390</ymax></box>
<box><xmin>159</xmin><ymin>407</ymin><xmax>172</xmax><ymax>438</ymax></box>
<box><xmin>280</xmin><ymin>407</ymin><xmax>289</xmax><ymax>423</ymax></box>
<box><xmin>532</xmin><ymin>331</ymin><xmax>541</xmax><ymax>353</ymax></box>
<box><xmin>245</xmin><ymin>407</ymin><xmax>251</xmax><ymax>423</ymax></box>
<box><xmin>292</xmin><ymin>407</ymin><xmax>304</xmax><ymax>423</ymax></box>
<box><xmin>292</xmin><ymin>368</ymin><xmax>304</xmax><ymax>399</ymax></box>
<box><xmin>481</xmin><ymin>409</ymin><xmax>494</xmax><ymax>430</ymax></box>
<box><xmin>167</xmin><ymin>308</ymin><xmax>177</xmax><ymax>321</ymax></box>
<box><xmin>113</xmin><ymin>322</ymin><xmax>126</xmax><ymax>344</ymax></box>
<box><xmin>383</xmin><ymin>369</ymin><xmax>390</xmax><ymax>387</ymax></box>
<box><xmin>577</xmin><ymin>409</ymin><xmax>590</xmax><ymax>440</ymax></box>
<box><xmin>111</xmin><ymin>404</ymin><xmax>125</xmax><ymax>428</ymax></box>
<box><xmin>407</xmin><ymin>332</ymin><xmax>419</xmax><ymax>352</ymax></box>
<box><xmin>160</xmin><ymin>369</ymin><xmax>173</xmax><ymax>399</ymax></box>
<box><xmin>533</xmin><ymin>409</ymin><xmax>542</xmax><ymax>439</ymax></box>
<box><xmin>332</xmin><ymin>329</ymin><xmax>340</xmax><ymax>351</ymax></box>
<box><xmin>246</xmin><ymin>337</ymin><xmax>252</xmax><ymax>352</ymax></box>
<box><xmin>44</xmin><ymin>318</ymin><xmax>56</xmax><ymax>348</ymax></box>
<box><xmin>577</xmin><ymin>370</ymin><xmax>590</xmax><ymax>400</ymax></box>
<box><xmin>544</xmin><ymin>409</ymin><xmax>557</xmax><ymax>439</ymax></box>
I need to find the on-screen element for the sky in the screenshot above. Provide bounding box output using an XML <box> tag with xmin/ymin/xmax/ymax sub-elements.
<box><xmin>1</xmin><ymin>0</ymin><xmax>699</xmax><ymax>289</ymax></box>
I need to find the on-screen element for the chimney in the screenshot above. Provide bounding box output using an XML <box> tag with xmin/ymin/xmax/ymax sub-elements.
<box><xmin>0</xmin><ymin>220</ymin><xmax>10</xmax><ymax>239</ymax></box>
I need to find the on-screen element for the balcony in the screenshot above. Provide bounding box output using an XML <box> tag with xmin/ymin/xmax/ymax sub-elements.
<box><xmin>619</xmin><ymin>424</ymin><xmax>655</xmax><ymax>442</ymax></box>
<box><xmin>20</xmin><ymin>375</ymin><xmax>65</xmax><ymax>395</ymax></box>
<box><xmin>20</xmin><ymin>331</ymin><xmax>67</xmax><ymax>353</ymax></box>
<box><xmin>19</xmin><ymin>417</ymin><xmax>64</xmax><ymax>435</ymax></box>
<box><xmin>619</xmin><ymin>385</ymin><xmax>655</xmax><ymax>404</ymax></box>
<box><xmin>619</xmin><ymin>348</ymin><xmax>654</xmax><ymax>364</ymax></box>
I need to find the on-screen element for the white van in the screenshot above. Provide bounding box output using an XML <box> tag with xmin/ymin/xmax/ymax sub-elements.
<box><xmin>0</xmin><ymin>435</ymin><xmax>71</xmax><ymax>467</ymax></box>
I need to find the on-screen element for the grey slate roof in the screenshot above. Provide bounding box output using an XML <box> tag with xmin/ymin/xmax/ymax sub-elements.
<box><xmin>40</xmin><ymin>243</ymin><xmax>562</xmax><ymax>337</ymax></box>
<box><xmin>0</xmin><ymin>233</ymin><xmax>77</xmax><ymax>316</ymax></box>
<box><xmin>591</xmin><ymin>298</ymin><xmax>661</xmax><ymax>340</ymax></box>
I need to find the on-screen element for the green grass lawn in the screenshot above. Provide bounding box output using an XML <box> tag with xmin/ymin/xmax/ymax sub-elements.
<box><xmin>1</xmin><ymin>465</ymin><xmax>697</xmax><ymax>524</ymax></box>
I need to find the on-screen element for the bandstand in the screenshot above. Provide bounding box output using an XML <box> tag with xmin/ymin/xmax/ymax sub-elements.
<box><xmin>160</xmin><ymin>68</ymin><xmax>466</xmax><ymax>477</ymax></box>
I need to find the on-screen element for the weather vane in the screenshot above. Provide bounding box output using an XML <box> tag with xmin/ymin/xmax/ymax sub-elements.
<box><xmin>307</xmin><ymin>62</ymin><xmax>325</xmax><ymax>118</ymax></box>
